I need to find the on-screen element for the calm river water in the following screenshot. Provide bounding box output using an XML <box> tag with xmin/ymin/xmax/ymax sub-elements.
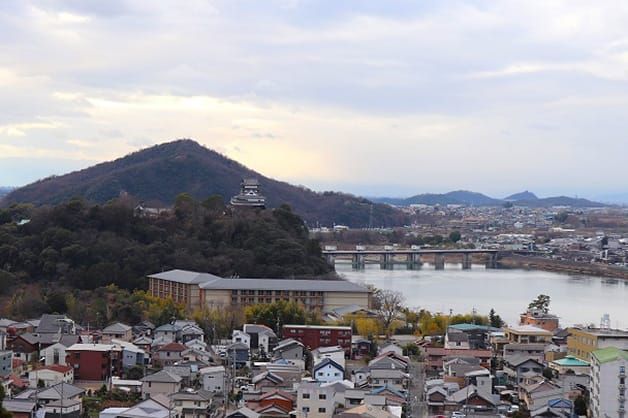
<box><xmin>337</xmin><ymin>262</ymin><xmax>628</xmax><ymax>329</ymax></box>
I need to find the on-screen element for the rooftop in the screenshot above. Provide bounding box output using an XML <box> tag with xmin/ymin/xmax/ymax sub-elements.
<box><xmin>506</xmin><ymin>325</ymin><xmax>553</xmax><ymax>335</ymax></box>
<box><xmin>150</xmin><ymin>269</ymin><xmax>369</xmax><ymax>293</ymax></box>
<box><xmin>591</xmin><ymin>347</ymin><xmax>628</xmax><ymax>364</ymax></box>
<box><xmin>551</xmin><ymin>355</ymin><xmax>590</xmax><ymax>367</ymax></box>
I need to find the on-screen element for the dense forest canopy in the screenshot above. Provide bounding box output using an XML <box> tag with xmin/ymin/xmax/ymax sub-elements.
<box><xmin>0</xmin><ymin>194</ymin><xmax>333</xmax><ymax>297</ymax></box>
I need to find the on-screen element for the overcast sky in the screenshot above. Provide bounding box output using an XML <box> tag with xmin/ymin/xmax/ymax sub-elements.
<box><xmin>2</xmin><ymin>1</ymin><xmax>628</xmax><ymax>199</ymax></box>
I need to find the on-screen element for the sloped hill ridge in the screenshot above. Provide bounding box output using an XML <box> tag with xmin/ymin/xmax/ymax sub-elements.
<box><xmin>3</xmin><ymin>139</ymin><xmax>407</xmax><ymax>227</ymax></box>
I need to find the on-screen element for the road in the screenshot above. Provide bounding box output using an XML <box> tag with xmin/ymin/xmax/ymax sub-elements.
<box><xmin>408</xmin><ymin>359</ymin><xmax>428</xmax><ymax>418</ymax></box>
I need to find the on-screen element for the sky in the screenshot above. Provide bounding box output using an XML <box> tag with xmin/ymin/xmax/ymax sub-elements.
<box><xmin>2</xmin><ymin>1</ymin><xmax>628</xmax><ymax>200</ymax></box>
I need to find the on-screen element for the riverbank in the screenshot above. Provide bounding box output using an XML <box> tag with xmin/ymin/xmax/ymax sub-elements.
<box><xmin>498</xmin><ymin>254</ymin><xmax>628</xmax><ymax>280</ymax></box>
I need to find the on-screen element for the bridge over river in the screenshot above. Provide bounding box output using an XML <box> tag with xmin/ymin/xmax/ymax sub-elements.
<box><xmin>322</xmin><ymin>247</ymin><xmax>502</xmax><ymax>270</ymax></box>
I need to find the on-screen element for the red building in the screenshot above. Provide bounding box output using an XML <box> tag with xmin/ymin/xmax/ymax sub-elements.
<box><xmin>282</xmin><ymin>325</ymin><xmax>352</xmax><ymax>356</ymax></box>
<box><xmin>65</xmin><ymin>343</ymin><xmax>121</xmax><ymax>381</ymax></box>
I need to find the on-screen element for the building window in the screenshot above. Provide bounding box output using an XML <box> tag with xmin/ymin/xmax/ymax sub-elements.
<box><xmin>319</xmin><ymin>394</ymin><xmax>326</xmax><ymax>400</ymax></box>
<box><xmin>318</xmin><ymin>408</ymin><xmax>326</xmax><ymax>413</ymax></box>
<box><xmin>302</xmin><ymin>393</ymin><xmax>310</xmax><ymax>399</ymax></box>
<box><xmin>302</xmin><ymin>407</ymin><xmax>310</xmax><ymax>413</ymax></box>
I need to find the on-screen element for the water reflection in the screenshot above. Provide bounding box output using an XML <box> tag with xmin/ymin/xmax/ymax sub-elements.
<box><xmin>337</xmin><ymin>262</ymin><xmax>628</xmax><ymax>329</ymax></box>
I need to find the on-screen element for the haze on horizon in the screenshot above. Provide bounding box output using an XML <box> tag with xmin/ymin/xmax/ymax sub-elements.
<box><xmin>1</xmin><ymin>1</ymin><xmax>628</xmax><ymax>201</ymax></box>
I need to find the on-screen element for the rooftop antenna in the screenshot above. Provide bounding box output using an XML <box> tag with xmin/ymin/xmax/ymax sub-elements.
<box><xmin>600</xmin><ymin>313</ymin><xmax>610</xmax><ymax>330</ymax></box>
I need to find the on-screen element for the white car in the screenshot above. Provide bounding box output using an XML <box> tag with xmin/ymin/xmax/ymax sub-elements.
<box><xmin>451</xmin><ymin>412</ymin><xmax>466</xmax><ymax>418</ymax></box>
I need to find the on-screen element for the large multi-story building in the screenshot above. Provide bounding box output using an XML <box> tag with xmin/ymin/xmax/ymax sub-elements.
<box><xmin>148</xmin><ymin>269</ymin><xmax>371</xmax><ymax>312</ymax></box>
<box><xmin>568</xmin><ymin>327</ymin><xmax>628</xmax><ymax>361</ymax></box>
<box><xmin>282</xmin><ymin>325</ymin><xmax>352</xmax><ymax>356</ymax></box>
<box><xmin>589</xmin><ymin>347</ymin><xmax>627</xmax><ymax>418</ymax></box>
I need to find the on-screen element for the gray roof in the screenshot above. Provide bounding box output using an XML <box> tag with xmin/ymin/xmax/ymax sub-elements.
<box><xmin>313</xmin><ymin>358</ymin><xmax>344</xmax><ymax>373</ymax></box>
<box><xmin>36</xmin><ymin>314</ymin><xmax>72</xmax><ymax>334</ymax></box>
<box><xmin>3</xmin><ymin>399</ymin><xmax>36</xmax><ymax>413</ymax></box>
<box><xmin>141</xmin><ymin>370</ymin><xmax>183</xmax><ymax>383</ymax></box>
<box><xmin>148</xmin><ymin>270</ymin><xmax>222</xmax><ymax>284</ymax></box>
<box><xmin>202</xmin><ymin>277</ymin><xmax>368</xmax><ymax>292</ymax></box>
<box><xmin>103</xmin><ymin>322</ymin><xmax>132</xmax><ymax>333</ymax></box>
<box><xmin>150</xmin><ymin>269</ymin><xmax>368</xmax><ymax>292</ymax></box>
<box><xmin>37</xmin><ymin>382</ymin><xmax>85</xmax><ymax>400</ymax></box>
<box><xmin>226</xmin><ymin>407</ymin><xmax>261</xmax><ymax>418</ymax></box>
<box><xmin>119</xmin><ymin>398</ymin><xmax>171</xmax><ymax>418</ymax></box>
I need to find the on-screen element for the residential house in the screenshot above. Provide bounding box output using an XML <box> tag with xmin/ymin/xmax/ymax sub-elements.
<box><xmin>423</xmin><ymin>347</ymin><xmax>491</xmax><ymax>372</ymax></box>
<box><xmin>65</xmin><ymin>343</ymin><xmax>121</xmax><ymax>381</ymax></box>
<box><xmin>179</xmin><ymin>324</ymin><xmax>204</xmax><ymax>344</ymax></box>
<box><xmin>153</xmin><ymin>342</ymin><xmax>186</xmax><ymax>367</ymax></box>
<box><xmin>297</xmin><ymin>380</ymin><xmax>335</xmax><ymax>418</ymax></box>
<box><xmin>313</xmin><ymin>358</ymin><xmax>344</xmax><ymax>383</ymax></box>
<box><xmin>505</xmin><ymin>325</ymin><xmax>553</xmax><ymax>344</ymax></box>
<box><xmin>334</xmin><ymin>404</ymin><xmax>399</xmax><ymax>418</ymax></box>
<box><xmin>15</xmin><ymin>382</ymin><xmax>85</xmax><ymax>418</ymax></box>
<box><xmin>200</xmin><ymin>365</ymin><xmax>225</xmax><ymax>393</ymax></box>
<box><xmin>243</xmin><ymin>324</ymin><xmax>277</xmax><ymax>356</ymax></box>
<box><xmin>141</xmin><ymin>370</ymin><xmax>182</xmax><ymax>399</ymax></box>
<box><xmin>351</xmin><ymin>336</ymin><xmax>372</xmax><ymax>359</ymax></box>
<box><xmin>378</xmin><ymin>344</ymin><xmax>404</xmax><ymax>357</ymax></box>
<box><xmin>518</xmin><ymin>379</ymin><xmax>565</xmax><ymax>412</ymax></box>
<box><xmin>444</xmin><ymin>331</ymin><xmax>470</xmax><ymax>350</ymax></box>
<box><xmin>28</xmin><ymin>365</ymin><xmax>73</xmax><ymax>387</ymax></box>
<box><xmin>153</xmin><ymin>324</ymin><xmax>180</xmax><ymax>343</ymax></box>
<box><xmin>272</xmin><ymin>339</ymin><xmax>304</xmax><ymax>368</ymax></box>
<box><xmin>102</xmin><ymin>323</ymin><xmax>133</xmax><ymax>343</ymax></box>
<box><xmin>226</xmin><ymin>407</ymin><xmax>260</xmax><ymax>418</ymax></box>
<box><xmin>226</xmin><ymin>342</ymin><xmax>250</xmax><ymax>368</ymax></box>
<box><xmin>503</xmin><ymin>355</ymin><xmax>544</xmax><ymax>386</ymax></box>
<box><xmin>589</xmin><ymin>346</ymin><xmax>628</xmax><ymax>418</ymax></box>
<box><xmin>8</xmin><ymin>333</ymin><xmax>39</xmax><ymax>363</ymax></box>
<box><xmin>253</xmin><ymin>390</ymin><xmax>295</xmax><ymax>417</ymax></box>
<box><xmin>0</xmin><ymin>350</ymin><xmax>12</xmax><ymax>377</ymax></box>
<box><xmin>503</xmin><ymin>343</ymin><xmax>546</xmax><ymax>361</ymax></box>
<box><xmin>112</xmin><ymin>340</ymin><xmax>147</xmax><ymax>368</ymax></box>
<box><xmin>312</xmin><ymin>346</ymin><xmax>346</xmax><ymax>370</ymax></box>
<box><xmin>232</xmin><ymin>330</ymin><xmax>251</xmax><ymax>349</ymax></box>
<box><xmin>36</xmin><ymin>315</ymin><xmax>76</xmax><ymax>336</ymax></box>
<box><xmin>446</xmin><ymin>384</ymin><xmax>497</xmax><ymax>411</ymax></box>
<box><xmin>40</xmin><ymin>336</ymin><xmax>80</xmax><ymax>366</ymax></box>
<box><xmin>170</xmin><ymin>390</ymin><xmax>212</xmax><ymax>418</ymax></box>
<box><xmin>370</xmin><ymin>369</ymin><xmax>408</xmax><ymax>393</ymax></box>
<box><xmin>549</xmin><ymin>355</ymin><xmax>590</xmax><ymax>375</ymax></box>
<box><xmin>252</xmin><ymin>371</ymin><xmax>285</xmax><ymax>392</ymax></box>
<box><xmin>2</xmin><ymin>399</ymin><xmax>37</xmax><ymax>418</ymax></box>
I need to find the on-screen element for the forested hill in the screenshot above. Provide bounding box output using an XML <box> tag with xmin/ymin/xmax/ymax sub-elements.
<box><xmin>2</xmin><ymin>139</ymin><xmax>407</xmax><ymax>228</ymax></box>
<box><xmin>0</xmin><ymin>197</ymin><xmax>333</xmax><ymax>295</ymax></box>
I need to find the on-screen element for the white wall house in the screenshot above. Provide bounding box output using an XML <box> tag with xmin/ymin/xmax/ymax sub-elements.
<box><xmin>232</xmin><ymin>330</ymin><xmax>251</xmax><ymax>349</ymax></box>
<box><xmin>28</xmin><ymin>366</ymin><xmax>74</xmax><ymax>387</ymax></box>
<box><xmin>313</xmin><ymin>359</ymin><xmax>344</xmax><ymax>384</ymax></box>
<box><xmin>41</xmin><ymin>343</ymin><xmax>68</xmax><ymax>366</ymax></box>
<box><xmin>200</xmin><ymin>366</ymin><xmax>225</xmax><ymax>393</ymax></box>
<box><xmin>312</xmin><ymin>346</ymin><xmax>346</xmax><ymax>370</ymax></box>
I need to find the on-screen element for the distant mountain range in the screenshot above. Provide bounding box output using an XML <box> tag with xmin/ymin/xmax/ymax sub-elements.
<box><xmin>1</xmin><ymin>140</ymin><xmax>407</xmax><ymax>228</ymax></box>
<box><xmin>372</xmin><ymin>189</ymin><xmax>608</xmax><ymax>208</ymax></box>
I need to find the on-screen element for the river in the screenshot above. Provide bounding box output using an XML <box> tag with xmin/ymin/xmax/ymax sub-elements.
<box><xmin>337</xmin><ymin>262</ymin><xmax>628</xmax><ymax>329</ymax></box>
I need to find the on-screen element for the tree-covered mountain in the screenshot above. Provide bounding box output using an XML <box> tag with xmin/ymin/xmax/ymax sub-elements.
<box><xmin>373</xmin><ymin>190</ymin><xmax>607</xmax><ymax>208</ymax></box>
<box><xmin>0</xmin><ymin>197</ymin><xmax>333</xmax><ymax>297</ymax></box>
<box><xmin>2</xmin><ymin>140</ymin><xmax>407</xmax><ymax>228</ymax></box>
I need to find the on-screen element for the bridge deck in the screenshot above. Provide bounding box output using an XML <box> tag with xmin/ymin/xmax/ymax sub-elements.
<box><xmin>322</xmin><ymin>249</ymin><xmax>499</xmax><ymax>255</ymax></box>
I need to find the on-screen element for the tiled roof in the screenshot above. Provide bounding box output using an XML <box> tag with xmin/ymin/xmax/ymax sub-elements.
<box><xmin>591</xmin><ymin>346</ymin><xmax>628</xmax><ymax>364</ymax></box>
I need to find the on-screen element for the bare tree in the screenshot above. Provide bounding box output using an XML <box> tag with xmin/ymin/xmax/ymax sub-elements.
<box><xmin>374</xmin><ymin>289</ymin><xmax>405</xmax><ymax>333</ymax></box>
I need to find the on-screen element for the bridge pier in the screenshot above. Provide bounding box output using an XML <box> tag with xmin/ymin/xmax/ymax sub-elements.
<box><xmin>352</xmin><ymin>254</ymin><xmax>365</xmax><ymax>270</ymax></box>
<box><xmin>462</xmin><ymin>253</ymin><xmax>472</xmax><ymax>269</ymax></box>
<box><xmin>486</xmin><ymin>253</ymin><xmax>498</xmax><ymax>269</ymax></box>
<box><xmin>434</xmin><ymin>254</ymin><xmax>445</xmax><ymax>270</ymax></box>
<box><xmin>380</xmin><ymin>253</ymin><xmax>395</xmax><ymax>270</ymax></box>
<box><xmin>407</xmin><ymin>253</ymin><xmax>422</xmax><ymax>268</ymax></box>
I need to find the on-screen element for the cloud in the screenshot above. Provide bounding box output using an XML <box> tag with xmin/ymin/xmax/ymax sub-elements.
<box><xmin>1</xmin><ymin>1</ymin><xmax>628</xmax><ymax>197</ymax></box>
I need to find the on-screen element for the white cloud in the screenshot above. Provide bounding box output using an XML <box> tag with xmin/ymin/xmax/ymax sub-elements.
<box><xmin>1</xmin><ymin>1</ymin><xmax>628</xmax><ymax>196</ymax></box>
